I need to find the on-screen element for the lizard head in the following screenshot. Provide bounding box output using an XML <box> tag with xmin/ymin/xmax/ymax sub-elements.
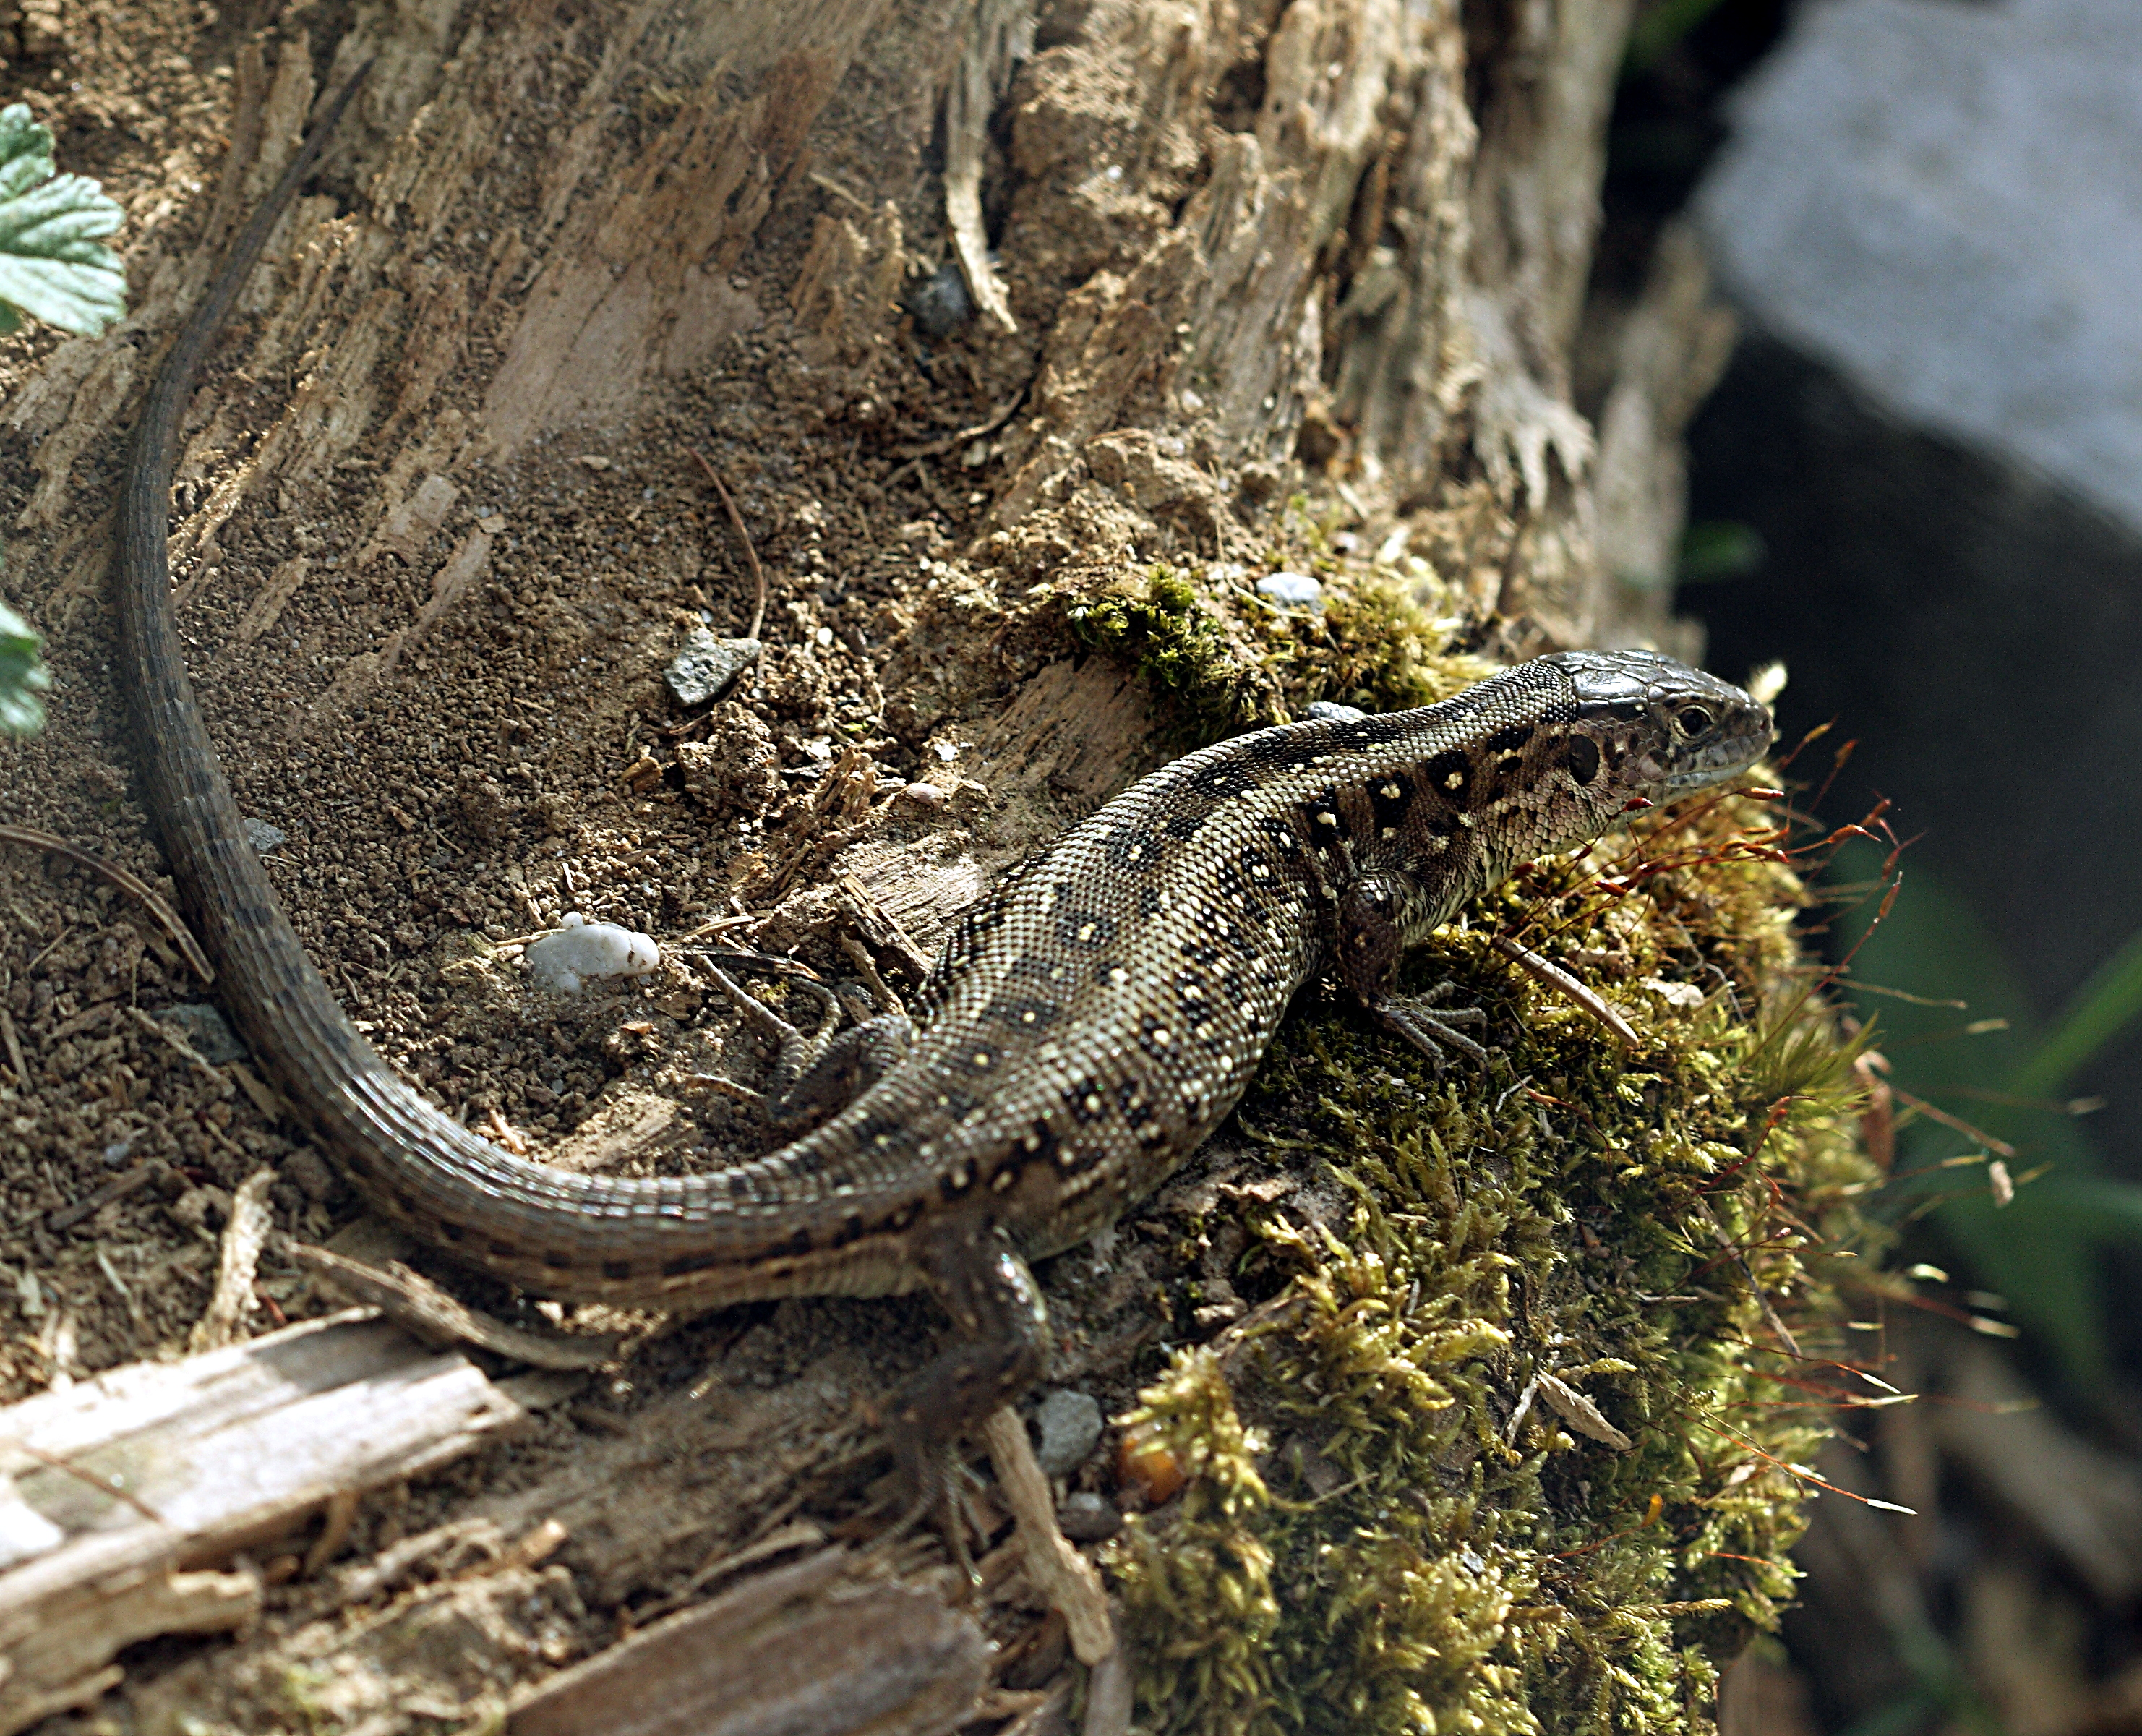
<box><xmin>1548</xmin><ymin>650</ymin><xmax>1773</xmax><ymax>803</ymax></box>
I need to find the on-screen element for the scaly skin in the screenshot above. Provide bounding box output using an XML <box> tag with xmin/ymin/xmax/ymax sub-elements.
<box><xmin>113</xmin><ymin>77</ymin><xmax>1774</xmax><ymax>1455</ymax></box>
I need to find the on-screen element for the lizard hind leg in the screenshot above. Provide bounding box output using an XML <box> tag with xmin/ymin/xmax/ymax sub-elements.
<box><xmin>1337</xmin><ymin>878</ymin><xmax>1491</xmax><ymax>1069</ymax></box>
<box><xmin>887</xmin><ymin>1214</ymin><xmax>1052</xmax><ymax>1546</ymax></box>
<box><xmin>703</xmin><ymin>960</ymin><xmax>917</xmax><ymax>1134</ymax></box>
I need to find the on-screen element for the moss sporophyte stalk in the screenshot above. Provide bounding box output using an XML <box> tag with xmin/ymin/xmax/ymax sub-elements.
<box><xmin>1071</xmin><ymin>560</ymin><xmax>1877</xmax><ymax>1736</ymax></box>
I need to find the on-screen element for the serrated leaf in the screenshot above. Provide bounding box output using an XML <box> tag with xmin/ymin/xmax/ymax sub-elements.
<box><xmin>0</xmin><ymin>103</ymin><xmax>58</xmax><ymax>200</ymax></box>
<box><xmin>0</xmin><ymin>598</ymin><xmax>51</xmax><ymax>738</ymax></box>
<box><xmin>0</xmin><ymin>102</ymin><xmax>126</xmax><ymax>336</ymax></box>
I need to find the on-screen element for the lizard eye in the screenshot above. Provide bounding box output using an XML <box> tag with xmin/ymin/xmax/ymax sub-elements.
<box><xmin>1674</xmin><ymin>705</ymin><xmax>1714</xmax><ymax>737</ymax></box>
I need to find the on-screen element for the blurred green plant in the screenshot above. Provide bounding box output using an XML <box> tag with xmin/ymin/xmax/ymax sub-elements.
<box><xmin>1677</xmin><ymin>519</ymin><xmax>1766</xmax><ymax>585</ymax></box>
<box><xmin>1624</xmin><ymin>0</ymin><xmax>1733</xmax><ymax>73</ymax></box>
<box><xmin>0</xmin><ymin>101</ymin><xmax>125</xmax><ymax>336</ymax></box>
<box><xmin>1833</xmin><ymin>839</ymin><xmax>2142</xmax><ymax>1387</ymax></box>
<box><xmin>1</xmin><ymin>598</ymin><xmax>48</xmax><ymax>737</ymax></box>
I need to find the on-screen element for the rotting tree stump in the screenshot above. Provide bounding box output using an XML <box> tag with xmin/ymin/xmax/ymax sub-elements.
<box><xmin>0</xmin><ymin>4</ymin><xmax>1859</xmax><ymax>1733</ymax></box>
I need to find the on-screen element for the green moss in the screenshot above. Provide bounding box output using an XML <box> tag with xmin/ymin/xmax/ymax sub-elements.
<box><xmin>1065</xmin><ymin>565</ymin><xmax>1283</xmax><ymax>742</ymax></box>
<box><xmin>1060</xmin><ymin>548</ymin><xmax>1495</xmax><ymax>737</ymax></box>
<box><xmin>1101</xmin><ymin>641</ymin><xmax>1877</xmax><ymax>1732</ymax></box>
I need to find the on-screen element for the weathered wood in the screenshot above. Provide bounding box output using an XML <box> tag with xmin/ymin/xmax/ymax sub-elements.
<box><xmin>0</xmin><ymin>0</ymin><xmax>1752</xmax><ymax>1724</ymax></box>
<box><xmin>505</xmin><ymin>1548</ymin><xmax>993</xmax><ymax>1736</ymax></box>
<box><xmin>0</xmin><ymin>1311</ymin><xmax>531</xmax><ymax>1734</ymax></box>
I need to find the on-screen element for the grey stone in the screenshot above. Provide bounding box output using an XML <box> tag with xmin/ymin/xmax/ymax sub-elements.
<box><xmin>1697</xmin><ymin>0</ymin><xmax>2142</xmax><ymax>531</ymax></box>
<box><xmin>1056</xmin><ymin>1491</ymin><xmax>1123</xmax><ymax>1542</ymax></box>
<box><xmin>242</xmin><ymin>816</ymin><xmax>288</xmax><ymax>855</ymax></box>
<box><xmin>159</xmin><ymin>1002</ymin><xmax>247</xmax><ymax>1064</ymax></box>
<box><xmin>664</xmin><ymin>628</ymin><xmax>761</xmax><ymax>707</ymax></box>
<box><xmin>1033</xmin><ymin>1388</ymin><xmax>1104</xmax><ymax>1479</ymax></box>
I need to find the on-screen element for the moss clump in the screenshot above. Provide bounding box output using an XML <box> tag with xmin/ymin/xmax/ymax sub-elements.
<box><xmin>1056</xmin><ymin>526</ymin><xmax>1879</xmax><ymax>1732</ymax></box>
<box><xmin>1061</xmin><ymin>545</ymin><xmax>1498</xmax><ymax>737</ymax></box>
<box><xmin>1065</xmin><ymin>565</ymin><xmax>1284</xmax><ymax>741</ymax></box>
<box><xmin>1108</xmin><ymin>785</ymin><xmax>1877</xmax><ymax>1736</ymax></box>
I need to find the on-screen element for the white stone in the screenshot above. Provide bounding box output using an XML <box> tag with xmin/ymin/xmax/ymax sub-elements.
<box><xmin>524</xmin><ymin>913</ymin><xmax>661</xmax><ymax>995</ymax></box>
<box><xmin>1256</xmin><ymin>570</ymin><xmax>1324</xmax><ymax>608</ymax></box>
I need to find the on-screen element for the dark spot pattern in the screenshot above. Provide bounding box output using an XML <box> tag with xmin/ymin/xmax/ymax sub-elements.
<box><xmin>986</xmin><ymin>995</ymin><xmax>1061</xmax><ymax>1032</ymax></box>
<box><xmin>1055</xmin><ymin>909</ymin><xmax>1118</xmax><ymax>948</ymax></box>
<box><xmin>1564</xmin><ymin>735</ymin><xmax>1601</xmax><ymax>785</ymax></box>
<box><xmin>1329</xmin><ymin>714</ymin><xmax>1409</xmax><ymax>748</ymax></box>
<box><xmin>1190</xmin><ymin>762</ymin><xmax>1259</xmax><ymax>799</ymax></box>
<box><xmin>1367</xmin><ymin>772</ymin><xmax>1414</xmax><ymax>835</ymax></box>
<box><xmin>1301</xmin><ymin>786</ymin><xmax>1350</xmax><ymax>843</ymax></box>
<box><xmin>1423</xmin><ymin>749</ymin><xmax>1470</xmax><ymax>796</ymax></box>
<box><xmin>1105</xmin><ymin>826</ymin><xmax>1154</xmax><ymax>868</ymax></box>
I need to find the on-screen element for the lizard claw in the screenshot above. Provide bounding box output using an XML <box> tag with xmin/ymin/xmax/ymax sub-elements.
<box><xmin>1370</xmin><ymin>981</ymin><xmax>1491</xmax><ymax>1069</ymax></box>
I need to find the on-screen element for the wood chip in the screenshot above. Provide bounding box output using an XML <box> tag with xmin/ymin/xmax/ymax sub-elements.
<box><xmin>1533</xmin><ymin>1372</ymin><xmax>1634</xmax><ymax>1451</ymax></box>
<box><xmin>189</xmin><ymin>1168</ymin><xmax>276</xmax><ymax>1353</ymax></box>
<box><xmin>504</xmin><ymin>1547</ymin><xmax>990</xmax><ymax>1736</ymax></box>
<box><xmin>982</xmin><ymin>1408</ymin><xmax>1116</xmax><ymax>1666</ymax></box>
<box><xmin>0</xmin><ymin>1312</ymin><xmax>528</xmax><ymax>1732</ymax></box>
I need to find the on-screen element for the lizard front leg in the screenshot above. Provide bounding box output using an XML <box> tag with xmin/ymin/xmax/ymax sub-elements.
<box><xmin>1337</xmin><ymin>876</ymin><xmax>1490</xmax><ymax>1067</ymax></box>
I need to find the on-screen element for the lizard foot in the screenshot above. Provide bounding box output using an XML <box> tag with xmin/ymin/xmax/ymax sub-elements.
<box><xmin>1368</xmin><ymin>981</ymin><xmax>1491</xmax><ymax>1069</ymax></box>
<box><xmin>700</xmin><ymin>959</ymin><xmax>914</xmax><ymax>1134</ymax></box>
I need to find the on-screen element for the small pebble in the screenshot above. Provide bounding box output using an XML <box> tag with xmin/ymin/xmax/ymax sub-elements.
<box><xmin>1034</xmin><ymin>1388</ymin><xmax>1105</xmax><ymax>1478</ymax></box>
<box><xmin>1057</xmin><ymin>1492</ymin><xmax>1123</xmax><ymax>1543</ymax></box>
<box><xmin>524</xmin><ymin>913</ymin><xmax>661</xmax><ymax>995</ymax></box>
<box><xmin>283</xmin><ymin>1148</ymin><xmax>338</xmax><ymax>1202</ymax></box>
<box><xmin>903</xmin><ymin>258</ymin><xmax>975</xmax><ymax>338</ymax></box>
<box><xmin>159</xmin><ymin>1002</ymin><xmax>247</xmax><ymax>1064</ymax></box>
<box><xmin>664</xmin><ymin>628</ymin><xmax>761</xmax><ymax>707</ymax></box>
<box><xmin>242</xmin><ymin>816</ymin><xmax>288</xmax><ymax>854</ymax></box>
<box><xmin>1256</xmin><ymin>570</ymin><xmax>1324</xmax><ymax>609</ymax></box>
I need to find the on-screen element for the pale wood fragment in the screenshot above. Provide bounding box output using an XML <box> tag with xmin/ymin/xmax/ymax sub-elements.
<box><xmin>0</xmin><ymin>1311</ymin><xmax>531</xmax><ymax>1734</ymax></box>
<box><xmin>982</xmin><ymin>1408</ymin><xmax>1115</xmax><ymax>1666</ymax></box>
<box><xmin>188</xmin><ymin>1166</ymin><xmax>275</xmax><ymax>1353</ymax></box>
<box><xmin>505</xmin><ymin>1547</ymin><xmax>993</xmax><ymax>1736</ymax></box>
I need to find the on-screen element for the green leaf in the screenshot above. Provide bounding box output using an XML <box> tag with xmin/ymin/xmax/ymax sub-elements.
<box><xmin>0</xmin><ymin>102</ymin><xmax>125</xmax><ymax>336</ymax></box>
<box><xmin>1830</xmin><ymin>841</ymin><xmax>2110</xmax><ymax>1381</ymax></box>
<box><xmin>0</xmin><ymin>597</ymin><xmax>51</xmax><ymax>737</ymax></box>
<box><xmin>2010</xmin><ymin>923</ymin><xmax>2142</xmax><ymax>1100</ymax></box>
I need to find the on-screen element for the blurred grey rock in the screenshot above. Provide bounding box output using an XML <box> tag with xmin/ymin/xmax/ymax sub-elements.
<box><xmin>1033</xmin><ymin>1388</ymin><xmax>1104</xmax><ymax>1478</ymax></box>
<box><xmin>665</xmin><ymin>629</ymin><xmax>760</xmax><ymax>707</ymax></box>
<box><xmin>1697</xmin><ymin>0</ymin><xmax>2142</xmax><ymax>531</ymax></box>
<box><xmin>242</xmin><ymin>817</ymin><xmax>287</xmax><ymax>855</ymax></box>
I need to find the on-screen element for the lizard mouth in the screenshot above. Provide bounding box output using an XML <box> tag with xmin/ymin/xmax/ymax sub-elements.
<box><xmin>1653</xmin><ymin>709</ymin><xmax>1773</xmax><ymax>790</ymax></box>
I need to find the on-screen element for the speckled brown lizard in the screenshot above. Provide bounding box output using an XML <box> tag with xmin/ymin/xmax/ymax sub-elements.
<box><xmin>113</xmin><ymin>74</ymin><xmax>1774</xmax><ymax>1479</ymax></box>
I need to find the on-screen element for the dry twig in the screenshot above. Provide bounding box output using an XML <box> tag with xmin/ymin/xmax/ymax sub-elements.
<box><xmin>0</xmin><ymin>824</ymin><xmax>213</xmax><ymax>984</ymax></box>
<box><xmin>685</xmin><ymin>445</ymin><xmax>768</xmax><ymax>642</ymax></box>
